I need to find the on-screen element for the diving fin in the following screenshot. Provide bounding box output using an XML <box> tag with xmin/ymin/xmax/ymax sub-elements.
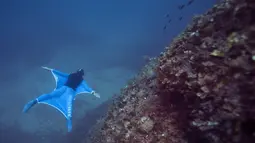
<box><xmin>67</xmin><ymin>119</ymin><xmax>72</xmax><ymax>132</ymax></box>
<box><xmin>22</xmin><ymin>100</ymin><xmax>37</xmax><ymax>113</ymax></box>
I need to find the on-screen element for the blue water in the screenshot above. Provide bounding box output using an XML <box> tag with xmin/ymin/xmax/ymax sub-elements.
<box><xmin>0</xmin><ymin>0</ymin><xmax>216</xmax><ymax>142</ymax></box>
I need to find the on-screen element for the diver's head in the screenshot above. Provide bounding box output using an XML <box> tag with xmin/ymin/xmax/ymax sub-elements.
<box><xmin>76</xmin><ymin>68</ymin><xmax>84</xmax><ymax>76</ymax></box>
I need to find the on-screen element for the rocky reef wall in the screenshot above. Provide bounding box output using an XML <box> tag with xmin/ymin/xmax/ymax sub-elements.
<box><xmin>89</xmin><ymin>0</ymin><xmax>255</xmax><ymax>142</ymax></box>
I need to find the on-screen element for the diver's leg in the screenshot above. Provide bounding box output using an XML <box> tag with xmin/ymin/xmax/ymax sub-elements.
<box><xmin>36</xmin><ymin>86</ymin><xmax>67</xmax><ymax>102</ymax></box>
<box><xmin>22</xmin><ymin>93</ymin><xmax>51</xmax><ymax>113</ymax></box>
<box><xmin>22</xmin><ymin>87</ymin><xmax>67</xmax><ymax>113</ymax></box>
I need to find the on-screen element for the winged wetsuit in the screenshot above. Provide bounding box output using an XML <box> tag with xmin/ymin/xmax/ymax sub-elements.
<box><xmin>22</xmin><ymin>67</ymin><xmax>100</xmax><ymax>132</ymax></box>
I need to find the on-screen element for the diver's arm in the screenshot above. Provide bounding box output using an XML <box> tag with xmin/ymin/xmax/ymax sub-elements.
<box><xmin>82</xmin><ymin>81</ymin><xmax>100</xmax><ymax>98</ymax></box>
<box><xmin>41</xmin><ymin>66</ymin><xmax>69</xmax><ymax>77</ymax></box>
<box><xmin>41</xmin><ymin>66</ymin><xmax>52</xmax><ymax>71</ymax></box>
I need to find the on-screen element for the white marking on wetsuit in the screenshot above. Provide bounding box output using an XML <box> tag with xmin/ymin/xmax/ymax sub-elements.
<box><xmin>51</xmin><ymin>70</ymin><xmax>58</xmax><ymax>86</ymax></box>
<box><xmin>67</xmin><ymin>94</ymin><xmax>72</xmax><ymax>118</ymax></box>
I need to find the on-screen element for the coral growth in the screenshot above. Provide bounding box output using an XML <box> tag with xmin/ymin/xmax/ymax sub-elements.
<box><xmin>89</xmin><ymin>0</ymin><xmax>255</xmax><ymax>142</ymax></box>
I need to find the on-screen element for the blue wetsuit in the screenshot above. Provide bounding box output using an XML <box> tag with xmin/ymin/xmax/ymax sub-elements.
<box><xmin>22</xmin><ymin>68</ymin><xmax>98</xmax><ymax>132</ymax></box>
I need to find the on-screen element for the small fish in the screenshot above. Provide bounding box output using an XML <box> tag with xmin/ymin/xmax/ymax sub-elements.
<box><xmin>178</xmin><ymin>4</ymin><xmax>185</xmax><ymax>10</ymax></box>
<box><xmin>168</xmin><ymin>19</ymin><xmax>172</xmax><ymax>23</ymax></box>
<box><xmin>179</xmin><ymin>16</ymin><xmax>183</xmax><ymax>21</ymax></box>
<box><xmin>187</xmin><ymin>0</ymin><xmax>195</xmax><ymax>6</ymax></box>
<box><xmin>163</xmin><ymin>25</ymin><xmax>167</xmax><ymax>30</ymax></box>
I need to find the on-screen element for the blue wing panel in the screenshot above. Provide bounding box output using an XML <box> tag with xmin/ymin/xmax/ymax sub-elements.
<box><xmin>51</xmin><ymin>69</ymin><xmax>69</xmax><ymax>90</ymax></box>
<box><xmin>75</xmin><ymin>80</ymin><xmax>93</xmax><ymax>95</ymax></box>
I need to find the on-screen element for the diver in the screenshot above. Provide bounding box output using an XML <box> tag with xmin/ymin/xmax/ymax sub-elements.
<box><xmin>22</xmin><ymin>66</ymin><xmax>100</xmax><ymax>132</ymax></box>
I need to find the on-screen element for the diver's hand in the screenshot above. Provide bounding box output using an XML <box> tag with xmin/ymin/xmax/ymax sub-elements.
<box><xmin>91</xmin><ymin>91</ymin><xmax>100</xmax><ymax>98</ymax></box>
<box><xmin>41</xmin><ymin>66</ymin><xmax>52</xmax><ymax>71</ymax></box>
<box><xmin>94</xmin><ymin>93</ymin><xmax>100</xmax><ymax>98</ymax></box>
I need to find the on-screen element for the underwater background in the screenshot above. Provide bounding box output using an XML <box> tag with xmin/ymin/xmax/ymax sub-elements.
<box><xmin>0</xmin><ymin>0</ymin><xmax>220</xmax><ymax>142</ymax></box>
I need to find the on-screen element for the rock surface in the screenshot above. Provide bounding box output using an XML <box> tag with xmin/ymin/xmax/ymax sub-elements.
<box><xmin>89</xmin><ymin>0</ymin><xmax>255</xmax><ymax>142</ymax></box>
